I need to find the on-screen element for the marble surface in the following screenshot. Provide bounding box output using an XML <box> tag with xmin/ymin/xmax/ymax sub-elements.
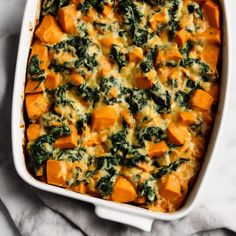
<box><xmin>0</xmin><ymin>0</ymin><xmax>236</xmax><ymax>235</ymax></box>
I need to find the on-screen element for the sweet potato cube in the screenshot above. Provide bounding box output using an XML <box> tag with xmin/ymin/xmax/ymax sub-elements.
<box><xmin>156</xmin><ymin>47</ymin><xmax>182</xmax><ymax>63</ymax></box>
<box><xmin>30</xmin><ymin>40</ymin><xmax>49</xmax><ymax>70</ymax></box>
<box><xmin>25</xmin><ymin>80</ymin><xmax>45</xmax><ymax>93</ymax></box>
<box><xmin>58</xmin><ymin>4</ymin><xmax>78</xmax><ymax>34</ymax></box>
<box><xmin>202</xmin><ymin>0</ymin><xmax>220</xmax><ymax>29</ymax></box>
<box><xmin>111</xmin><ymin>176</ymin><xmax>137</xmax><ymax>203</ymax></box>
<box><xmin>121</xmin><ymin>109</ymin><xmax>134</xmax><ymax>128</ymax></box>
<box><xmin>45</xmin><ymin>72</ymin><xmax>61</xmax><ymax>90</ymax></box>
<box><xmin>27</xmin><ymin>123</ymin><xmax>41</xmax><ymax>141</ymax></box>
<box><xmin>179</xmin><ymin>111</ymin><xmax>197</xmax><ymax>125</ymax></box>
<box><xmin>149</xmin><ymin>11</ymin><xmax>167</xmax><ymax>30</ymax></box>
<box><xmin>128</xmin><ymin>47</ymin><xmax>144</xmax><ymax>62</ymax></box>
<box><xmin>81</xmin><ymin>8</ymin><xmax>98</xmax><ymax>22</ymax></box>
<box><xmin>72</xmin><ymin>182</ymin><xmax>86</xmax><ymax>194</ymax></box>
<box><xmin>147</xmin><ymin>141</ymin><xmax>169</xmax><ymax>158</ymax></box>
<box><xmin>167</xmin><ymin>124</ymin><xmax>188</xmax><ymax>145</ymax></box>
<box><xmin>160</xmin><ymin>174</ymin><xmax>181</xmax><ymax>200</ymax></box>
<box><xmin>99</xmin><ymin>56</ymin><xmax>112</xmax><ymax>76</ymax></box>
<box><xmin>102</xmin><ymin>5</ymin><xmax>113</xmax><ymax>17</ymax></box>
<box><xmin>175</xmin><ymin>29</ymin><xmax>191</xmax><ymax>47</ymax></box>
<box><xmin>135</xmin><ymin>70</ymin><xmax>154</xmax><ymax>89</ymax></box>
<box><xmin>54</xmin><ymin>124</ymin><xmax>79</xmax><ymax>149</ymax></box>
<box><xmin>70</xmin><ymin>72</ymin><xmax>84</xmax><ymax>86</ymax></box>
<box><xmin>35</xmin><ymin>15</ymin><xmax>64</xmax><ymax>44</ymax></box>
<box><xmin>195</xmin><ymin>27</ymin><xmax>221</xmax><ymax>44</ymax></box>
<box><xmin>46</xmin><ymin>160</ymin><xmax>72</xmax><ymax>187</ymax></box>
<box><xmin>26</xmin><ymin>93</ymin><xmax>49</xmax><ymax>120</ymax></box>
<box><xmin>190</xmin><ymin>89</ymin><xmax>214</xmax><ymax>111</ymax></box>
<box><xmin>193</xmin><ymin>0</ymin><xmax>207</xmax><ymax>5</ymax></box>
<box><xmin>201</xmin><ymin>43</ymin><xmax>220</xmax><ymax>71</ymax></box>
<box><xmin>92</xmin><ymin>106</ymin><xmax>118</xmax><ymax>131</ymax></box>
<box><xmin>100</xmin><ymin>36</ymin><xmax>116</xmax><ymax>49</ymax></box>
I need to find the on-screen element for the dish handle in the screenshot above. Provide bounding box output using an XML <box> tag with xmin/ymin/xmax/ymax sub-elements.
<box><xmin>95</xmin><ymin>205</ymin><xmax>153</xmax><ymax>232</ymax></box>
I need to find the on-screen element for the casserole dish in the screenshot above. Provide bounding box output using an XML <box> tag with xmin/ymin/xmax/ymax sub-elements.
<box><xmin>12</xmin><ymin>0</ymin><xmax>231</xmax><ymax>231</ymax></box>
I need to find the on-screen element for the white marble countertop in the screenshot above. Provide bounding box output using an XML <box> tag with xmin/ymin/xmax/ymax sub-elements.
<box><xmin>0</xmin><ymin>0</ymin><xmax>236</xmax><ymax>235</ymax></box>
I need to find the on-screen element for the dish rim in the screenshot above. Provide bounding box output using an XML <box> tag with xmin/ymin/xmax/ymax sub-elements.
<box><xmin>11</xmin><ymin>0</ymin><xmax>231</xmax><ymax>231</ymax></box>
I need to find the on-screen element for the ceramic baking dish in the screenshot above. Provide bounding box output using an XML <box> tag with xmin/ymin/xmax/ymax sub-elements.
<box><xmin>11</xmin><ymin>0</ymin><xmax>231</xmax><ymax>231</ymax></box>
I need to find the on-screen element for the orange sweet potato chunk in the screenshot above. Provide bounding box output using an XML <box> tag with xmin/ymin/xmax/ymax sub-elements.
<box><xmin>72</xmin><ymin>182</ymin><xmax>86</xmax><ymax>194</ymax></box>
<box><xmin>99</xmin><ymin>56</ymin><xmax>112</xmax><ymax>76</ymax></box>
<box><xmin>195</xmin><ymin>27</ymin><xmax>221</xmax><ymax>44</ymax></box>
<box><xmin>147</xmin><ymin>141</ymin><xmax>169</xmax><ymax>158</ymax></box>
<box><xmin>175</xmin><ymin>29</ymin><xmax>191</xmax><ymax>47</ymax></box>
<box><xmin>111</xmin><ymin>176</ymin><xmax>137</xmax><ymax>203</ymax></box>
<box><xmin>26</xmin><ymin>93</ymin><xmax>49</xmax><ymax>120</ymax></box>
<box><xmin>121</xmin><ymin>109</ymin><xmax>134</xmax><ymax>128</ymax></box>
<box><xmin>35</xmin><ymin>15</ymin><xmax>64</xmax><ymax>44</ymax></box>
<box><xmin>128</xmin><ymin>47</ymin><xmax>144</xmax><ymax>62</ymax></box>
<box><xmin>201</xmin><ymin>43</ymin><xmax>220</xmax><ymax>71</ymax></box>
<box><xmin>45</xmin><ymin>72</ymin><xmax>61</xmax><ymax>90</ymax></box>
<box><xmin>156</xmin><ymin>47</ymin><xmax>182</xmax><ymax>64</ymax></box>
<box><xmin>58</xmin><ymin>4</ymin><xmax>78</xmax><ymax>34</ymax></box>
<box><xmin>25</xmin><ymin>80</ymin><xmax>45</xmax><ymax>93</ymax></box>
<box><xmin>202</xmin><ymin>0</ymin><xmax>220</xmax><ymax>29</ymax></box>
<box><xmin>27</xmin><ymin>123</ymin><xmax>41</xmax><ymax>141</ymax></box>
<box><xmin>92</xmin><ymin>106</ymin><xmax>118</xmax><ymax>131</ymax></box>
<box><xmin>167</xmin><ymin>124</ymin><xmax>188</xmax><ymax>145</ymax></box>
<box><xmin>46</xmin><ymin>160</ymin><xmax>72</xmax><ymax>187</ymax></box>
<box><xmin>30</xmin><ymin>40</ymin><xmax>49</xmax><ymax>70</ymax></box>
<box><xmin>190</xmin><ymin>89</ymin><xmax>214</xmax><ymax>111</ymax></box>
<box><xmin>70</xmin><ymin>72</ymin><xmax>84</xmax><ymax>86</ymax></box>
<box><xmin>54</xmin><ymin>124</ymin><xmax>79</xmax><ymax>149</ymax></box>
<box><xmin>160</xmin><ymin>174</ymin><xmax>181</xmax><ymax>200</ymax></box>
<box><xmin>179</xmin><ymin>111</ymin><xmax>197</xmax><ymax>125</ymax></box>
<box><xmin>149</xmin><ymin>11</ymin><xmax>167</xmax><ymax>30</ymax></box>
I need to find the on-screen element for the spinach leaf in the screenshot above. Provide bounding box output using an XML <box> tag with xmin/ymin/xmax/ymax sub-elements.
<box><xmin>76</xmin><ymin>114</ymin><xmax>91</xmax><ymax>134</ymax></box>
<box><xmin>100</xmin><ymin>77</ymin><xmax>122</xmax><ymax>105</ymax></box>
<box><xmin>68</xmin><ymin>36</ymin><xmax>98</xmax><ymax>71</ymax></box>
<box><xmin>79</xmin><ymin>0</ymin><xmax>106</xmax><ymax>14</ymax></box>
<box><xmin>96</xmin><ymin>175</ymin><xmax>114</xmax><ymax>196</ymax></box>
<box><xmin>110</xmin><ymin>45</ymin><xmax>127</xmax><ymax>70</ymax></box>
<box><xmin>168</xmin><ymin>79</ymin><xmax>178</xmax><ymax>88</ymax></box>
<box><xmin>42</xmin><ymin>0</ymin><xmax>70</xmax><ymax>16</ymax></box>
<box><xmin>140</xmin><ymin>179</ymin><xmax>157</xmax><ymax>203</ymax></box>
<box><xmin>50</xmin><ymin>125</ymin><xmax>70</xmax><ymax>139</ymax></box>
<box><xmin>132</xmin><ymin>27</ymin><xmax>148</xmax><ymax>47</ymax></box>
<box><xmin>95</xmin><ymin>156</ymin><xmax>120</xmax><ymax>171</ymax></box>
<box><xmin>187</xmin><ymin>4</ymin><xmax>203</xmax><ymax>19</ymax></box>
<box><xmin>117</xmin><ymin>0</ymin><xmax>147</xmax><ymax>46</ymax></box>
<box><xmin>186</xmin><ymin>79</ymin><xmax>197</xmax><ymax>89</ymax></box>
<box><xmin>153</xmin><ymin>158</ymin><xmax>188</xmax><ymax>179</ymax></box>
<box><xmin>167</xmin><ymin>0</ymin><xmax>180</xmax><ymax>40</ymax></box>
<box><xmin>140</xmin><ymin>46</ymin><xmax>158</xmax><ymax>73</ymax></box>
<box><xmin>49</xmin><ymin>60</ymin><xmax>70</xmax><ymax>73</ymax></box>
<box><xmin>137</xmin><ymin>126</ymin><xmax>166</xmax><ymax>147</ymax></box>
<box><xmin>110</xmin><ymin>130</ymin><xmax>129</xmax><ymax>156</ymax></box>
<box><xmin>124</xmin><ymin>88</ymin><xmax>148</xmax><ymax>114</ymax></box>
<box><xmin>54</xmin><ymin>83</ymin><xmax>74</xmax><ymax>106</ymax></box>
<box><xmin>121</xmin><ymin>148</ymin><xmax>146</xmax><ymax>167</ymax></box>
<box><xmin>76</xmin><ymin>84</ymin><xmax>99</xmax><ymax>104</ymax></box>
<box><xmin>180</xmin><ymin>40</ymin><xmax>193</xmax><ymax>56</ymax></box>
<box><xmin>56</xmin><ymin>147</ymin><xmax>86</xmax><ymax>162</ymax></box>
<box><xmin>29</xmin><ymin>135</ymin><xmax>54</xmax><ymax>170</ymax></box>
<box><xmin>180</xmin><ymin>58</ymin><xmax>210</xmax><ymax>76</ymax></box>
<box><xmin>174</xmin><ymin>91</ymin><xmax>190</xmax><ymax>107</ymax></box>
<box><xmin>28</xmin><ymin>55</ymin><xmax>44</xmax><ymax>81</ymax></box>
<box><xmin>149</xmin><ymin>84</ymin><xmax>171</xmax><ymax>113</ymax></box>
<box><xmin>141</xmin><ymin>0</ymin><xmax>165</xmax><ymax>7</ymax></box>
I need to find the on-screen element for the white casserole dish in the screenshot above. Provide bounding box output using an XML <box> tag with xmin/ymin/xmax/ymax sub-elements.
<box><xmin>11</xmin><ymin>0</ymin><xmax>231</xmax><ymax>232</ymax></box>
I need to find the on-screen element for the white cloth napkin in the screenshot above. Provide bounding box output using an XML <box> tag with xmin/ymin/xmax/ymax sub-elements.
<box><xmin>1</xmin><ymin>2</ymin><xmax>236</xmax><ymax>235</ymax></box>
